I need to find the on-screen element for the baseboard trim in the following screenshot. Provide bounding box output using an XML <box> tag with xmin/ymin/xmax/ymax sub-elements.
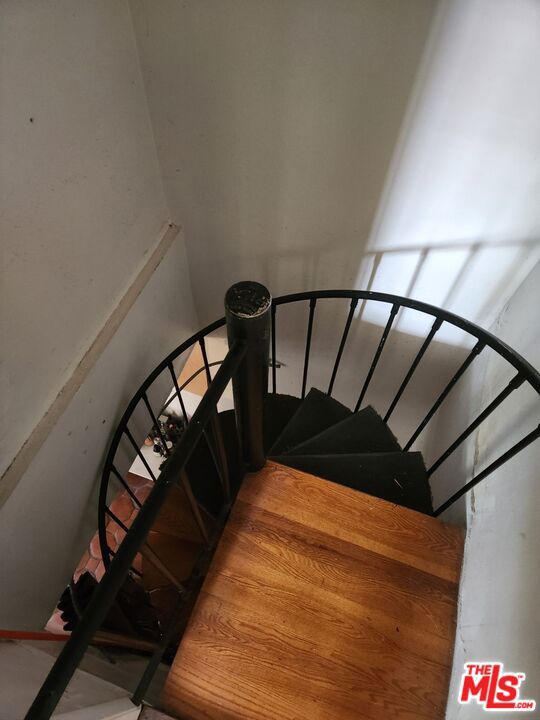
<box><xmin>0</xmin><ymin>222</ymin><xmax>180</xmax><ymax>508</ymax></box>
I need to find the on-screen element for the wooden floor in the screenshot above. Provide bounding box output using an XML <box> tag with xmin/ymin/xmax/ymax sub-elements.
<box><xmin>161</xmin><ymin>461</ymin><xmax>464</xmax><ymax>720</ymax></box>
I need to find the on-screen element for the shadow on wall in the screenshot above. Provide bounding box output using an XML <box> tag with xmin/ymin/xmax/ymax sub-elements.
<box><xmin>131</xmin><ymin>0</ymin><xmax>540</xmax><ymax>328</ymax></box>
<box><xmin>268</xmin><ymin>282</ymin><xmax>539</xmax><ymax>527</ymax></box>
<box><xmin>264</xmin><ymin>236</ymin><xmax>540</xmax><ymax>344</ymax></box>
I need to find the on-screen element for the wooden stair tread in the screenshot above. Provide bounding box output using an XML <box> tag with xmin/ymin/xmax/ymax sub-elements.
<box><xmin>161</xmin><ymin>461</ymin><xmax>464</xmax><ymax>720</ymax></box>
<box><xmin>242</xmin><ymin>462</ymin><xmax>462</xmax><ymax>582</ymax></box>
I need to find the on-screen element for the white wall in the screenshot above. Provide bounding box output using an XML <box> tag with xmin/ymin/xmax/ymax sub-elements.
<box><xmin>0</xmin><ymin>232</ymin><xmax>196</xmax><ymax>628</ymax></box>
<box><xmin>127</xmin><ymin>0</ymin><xmax>539</xmax><ymax>532</ymax></box>
<box><xmin>130</xmin><ymin>0</ymin><xmax>540</xmax><ymax>343</ymax></box>
<box><xmin>0</xmin><ymin>641</ymin><xmax>131</xmax><ymax>720</ymax></box>
<box><xmin>362</xmin><ymin>0</ymin><xmax>540</xmax><ymax>340</ymax></box>
<box><xmin>1</xmin><ymin>0</ymin><xmax>170</xmax><ymax>480</ymax></box>
<box><xmin>0</xmin><ymin>1</ymin><xmax>198</xmax><ymax>627</ymax></box>
<box><xmin>446</xmin><ymin>261</ymin><xmax>540</xmax><ymax>718</ymax></box>
<box><xmin>130</xmin><ymin>0</ymin><xmax>438</xmax><ymax>324</ymax></box>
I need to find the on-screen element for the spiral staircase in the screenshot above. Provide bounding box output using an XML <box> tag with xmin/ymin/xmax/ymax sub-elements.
<box><xmin>26</xmin><ymin>283</ymin><xmax>540</xmax><ymax>720</ymax></box>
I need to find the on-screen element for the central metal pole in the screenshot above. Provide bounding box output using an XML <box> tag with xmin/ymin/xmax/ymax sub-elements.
<box><xmin>225</xmin><ymin>281</ymin><xmax>271</xmax><ymax>471</ymax></box>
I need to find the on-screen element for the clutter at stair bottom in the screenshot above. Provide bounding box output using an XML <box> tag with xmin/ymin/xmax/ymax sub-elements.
<box><xmin>57</xmin><ymin>572</ymin><xmax>160</xmax><ymax>641</ymax></box>
<box><xmin>143</xmin><ymin>413</ymin><xmax>185</xmax><ymax>460</ymax></box>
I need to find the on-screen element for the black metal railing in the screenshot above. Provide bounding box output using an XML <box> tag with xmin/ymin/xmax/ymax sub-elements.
<box><xmin>271</xmin><ymin>290</ymin><xmax>540</xmax><ymax>516</ymax></box>
<box><xmin>98</xmin><ymin>317</ymin><xmax>227</xmax><ymax>577</ymax></box>
<box><xmin>25</xmin><ymin>346</ymin><xmax>248</xmax><ymax>720</ymax></box>
<box><xmin>25</xmin><ymin>283</ymin><xmax>540</xmax><ymax>719</ymax></box>
<box><xmin>26</xmin><ymin>281</ymin><xmax>271</xmax><ymax>720</ymax></box>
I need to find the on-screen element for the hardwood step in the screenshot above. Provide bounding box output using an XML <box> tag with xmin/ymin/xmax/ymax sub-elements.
<box><xmin>272</xmin><ymin>451</ymin><xmax>432</xmax><ymax>514</ymax></box>
<box><xmin>161</xmin><ymin>461</ymin><xmax>464</xmax><ymax>720</ymax></box>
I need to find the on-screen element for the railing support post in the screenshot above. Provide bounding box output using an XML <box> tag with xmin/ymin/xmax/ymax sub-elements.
<box><xmin>225</xmin><ymin>281</ymin><xmax>271</xmax><ymax>471</ymax></box>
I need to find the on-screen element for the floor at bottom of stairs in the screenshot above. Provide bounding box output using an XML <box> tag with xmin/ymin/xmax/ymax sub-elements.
<box><xmin>161</xmin><ymin>461</ymin><xmax>464</xmax><ymax>720</ymax></box>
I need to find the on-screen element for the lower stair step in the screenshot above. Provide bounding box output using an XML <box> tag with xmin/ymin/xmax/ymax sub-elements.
<box><xmin>160</xmin><ymin>461</ymin><xmax>463</xmax><ymax>720</ymax></box>
<box><xmin>269</xmin><ymin>387</ymin><xmax>350</xmax><ymax>455</ymax></box>
<box><xmin>273</xmin><ymin>451</ymin><xmax>432</xmax><ymax>514</ymax></box>
<box><xmin>279</xmin><ymin>405</ymin><xmax>400</xmax><ymax>456</ymax></box>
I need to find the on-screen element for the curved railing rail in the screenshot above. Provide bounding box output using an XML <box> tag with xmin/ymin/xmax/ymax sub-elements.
<box><xmin>97</xmin><ymin>288</ymin><xmax>540</xmax><ymax>576</ymax></box>
<box><xmin>25</xmin><ymin>340</ymin><xmax>248</xmax><ymax>720</ymax></box>
<box><xmin>271</xmin><ymin>290</ymin><xmax>540</xmax><ymax>516</ymax></box>
<box><xmin>97</xmin><ymin>317</ymin><xmax>227</xmax><ymax>575</ymax></box>
<box><xmin>25</xmin><ymin>284</ymin><xmax>540</xmax><ymax>719</ymax></box>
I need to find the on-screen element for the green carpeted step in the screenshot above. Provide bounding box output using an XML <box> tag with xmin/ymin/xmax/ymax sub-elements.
<box><xmin>280</xmin><ymin>406</ymin><xmax>400</xmax><ymax>456</ymax></box>
<box><xmin>269</xmin><ymin>388</ymin><xmax>351</xmax><ymax>455</ymax></box>
<box><xmin>264</xmin><ymin>393</ymin><xmax>303</xmax><ymax>452</ymax></box>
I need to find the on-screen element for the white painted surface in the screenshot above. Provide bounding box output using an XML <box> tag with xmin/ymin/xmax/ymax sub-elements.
<box><xmin>0</xmin><ymin>234</ymin><xmax>196</xmax><ymax>628</ymax></box>
<box><xmin>0</xmin><ymin>642</ymin><xmax>129</xmax><ymax>720</ymax></box>
<box><xmin>1</xmin><ymin>0</ymin><xmax>170</xmax><ymax>480</ymax></box>
<box><xmin>129</xmin><ymin>0</ymin><xmax>437</xmax><ymax>324</ymax></box>
<box><xmin>54</xmin><ymin>698</ymin><xmax>141</xmax><ymax>720</ymax></box>
<box><xmin>53</xmin><ymin>698</ymin><xmax>140</xmax><ymax>720</ymax></box>
<box><xmin>446</xmin><ymin>261</ymin><xmax>540</xmax><ymax>718</ymax></box>
<box><xmin>0</xmin><ymin>0</ymin><xmax>198</xmax><ymax>627</ymax></box>
<box><xmin>0</xmin><ymin>224</ymin><xmax>179</xmax><ymax>506</ymax></box>
<box><xmin>130</xmin><ymin>0</ymin><xmax>540</xmax><ymax>344</ymax></box>
<box><xmin>364</xmin><ymin>0</ymin><xmax>540</xmax><ymax>339</ymax></box>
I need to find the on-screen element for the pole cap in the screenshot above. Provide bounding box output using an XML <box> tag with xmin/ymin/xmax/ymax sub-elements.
<box><xmin>225</xmin><ymin>281</ymin><xmax>271</xmax><ymax>319</ymax></box>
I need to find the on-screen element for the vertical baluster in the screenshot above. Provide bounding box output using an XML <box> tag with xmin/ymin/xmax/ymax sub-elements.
<box><xmin>106</xmin><ymin>508</ymin><xmax>185</xmax><ymax>591</ymax></box>
<box><xmin>327</xmin><ymin>298</ymin><xmax>358</xmax><ymax>397</ymax></box>
<box><xmin>110</xmin><ymin>465</ymin><xmax>142</xmax><ymax>509</ymax></box>
<box><xmin>142</xmin><ymin>392</ymin><xmax>170</xmax><ymax>457</ymax></box>
<box><xmin>132</xmin><ymin>593</ymin><xmax>185</xmax><ymax>705</ymax></box>
<box><xmin>105</xmin><ymin>507</ymin><xmax>130</xmax><ymax>534</ymax></box>
<box><xmin>427</xmin><ymin>374</ymin><xmax>525</xmax><ymax>477</ymax></box>
<box><xmin>198</xmin><ymin>338</ymin><xmax>230</xmax><ymax>500</ymax></box>
<box><xmin>433</xmin><ymin>423</ymin><xmax>540</xmax><ymax>516</ymax></box>
<box><xmin>271</xmin><ymin>304</ymin><xmax>277</xmax><ymax>394</ymax></box>
<box><xmin>179</xmin><ymin>470</ymin><xmax>211</xmax><ymax>546</ymax></box>
<box><xmin>404</xmin><ymin>340</ymin><xmax>485</xmax><ymax>450</ymax></box>
<box><xmin>206</xmin><ymin>415</ymin><xmax>231</xmax><ymax>503</ymax></box>
<box><xmin>107</xmin><ymin>548</ymin><xmax>142</xmax><ymax>578</ymax></box>
<box><xmin>124</xmin><ymin>427</ymin><xmax>157</xmax><ymax>482</ymax></box>
<box><xmin>199</xmin><ymin>337</ymin><xmax>212</xmax><ymax>385</ymax></box>
<box><xmin>354</xmin><ymin>303</ymin><xmax>398</xmax><ymax>412</ymax></box>
<box><xmin>301</xmin><ymin>298</ymin><xmax>317</xmax><ymax>399</ymax></box>
<box><xmin>167</xmin><ymin>361</ymin><xmax>188</xmax><ymax>424</ymax></box>
<box><xmin>356</xmin><ymin>252</ymin><xmax>382</xmax><ymax>321</ymax></box>
<box><xmin>104</xmin><ymin>509</ymin><xmax>140</xmax><ymax>579</ymax></box>
<box><xmin>384</xmin><ymin>317</ymin><xmax>443</xmax><ymax>422</ymax></box>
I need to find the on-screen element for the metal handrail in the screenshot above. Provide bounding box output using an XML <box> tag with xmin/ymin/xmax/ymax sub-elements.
<box><xmin>98</xmin><ymin>319</ymin><xmax>226</xmax><ymax>572</ymax></box>
<box><xmin>271</xmin><ymin>290</ymin><xmax>540</xmax><ymax>516</ymax></box>
<box><xmin>26</xmin><ymin>285</ymin><xmax>540</xmax><ymax>719</ymax></box>
<box><xmin>25</xmin><ymin>341</ymin><xmax>247</xmax><ymax>720</ymax></box>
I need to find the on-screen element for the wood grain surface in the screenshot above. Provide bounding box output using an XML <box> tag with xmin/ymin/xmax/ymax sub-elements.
<box><xmin>161</xmin><ymin>461</ymin><xmax>464</xmax><ymax>720</ymax></box>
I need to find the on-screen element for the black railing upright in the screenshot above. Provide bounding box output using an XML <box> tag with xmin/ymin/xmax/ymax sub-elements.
<box><xmin>271</xmin><ymin>290</ymin><xmax>540</xmax><ymax>516</ymax></box>
<box><xmin>225</xmin><ymin>281</ymin><xmax>271</xmax><ymax>470</ymax></box>
<box><xmin>25</xmin><ymin>341</ymin><xmax>247</xmax><ymax>720</ymax></box>
<box><xmin>24</xmin><ymin>283</ymin><xmax>540</xmax><ymax>719</ymax></box>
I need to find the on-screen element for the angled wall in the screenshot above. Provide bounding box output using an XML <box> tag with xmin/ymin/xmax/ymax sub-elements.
<box><xmin>0</xmin><ymin>1</ymin><xmax>197</xmax><ymax>627</ymax></box>
<box><xmin>130</xmin><ymin>0</ymin><xmax>438</xmax><ymax>323</ymax></box>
